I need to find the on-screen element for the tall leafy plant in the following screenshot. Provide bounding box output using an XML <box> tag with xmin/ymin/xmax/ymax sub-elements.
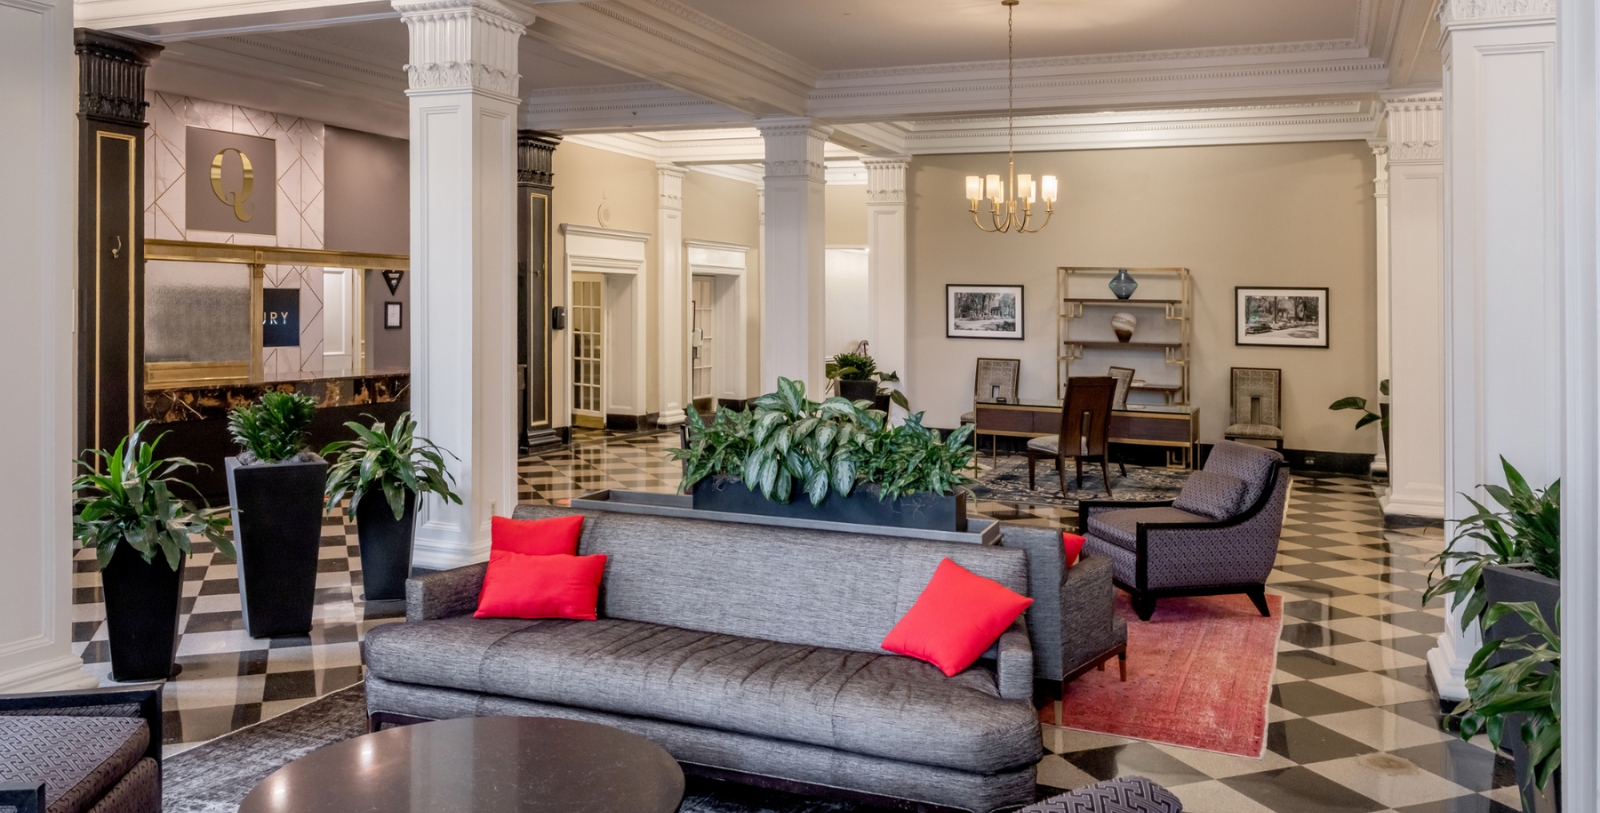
<box><xmin>1450</xmin><ymin>600</ymin><xmax>1560</xmax><ymax>794</ymax></box>
<box><xmin>73</xmin><ymin>422</ymin><xmax>233</xmax><ymax>570</ymax></box>
<box><xmin>668</xmin><ymin>406</ymin><xmax>754</xmax><ymax>494</ymax></box>
<box><xmin>228</xmin><ymin>390</ymin><xmax>318</xmax><ymax>463</ymax></box>
<box><xmin>322</xmin><ymin>412</ymin><xmax>463</xmax><ymax>519</ymax></box>
<box><xmin>826</xmin><ymin>351</ymin><xmax>910</xmax><ymax>410</ymax></box>
<box><xmin>742</xmin><ymin>377</ymin><xmax>873</xmax><ymax>505</ymax></box>
<box><xmin>1328</xmin><ymin>378</ymin><xmax>1388</xmax><ymax>431</ymax></box>
<box><xmin>1424</xmin><ymin>457</ymin><xmax>1560</xmax><ymax>632</ymax></box>
<box><xmin>854</xmin><ymin>413</ymin><xmax>976</xmax><ymax>500</ymax></box>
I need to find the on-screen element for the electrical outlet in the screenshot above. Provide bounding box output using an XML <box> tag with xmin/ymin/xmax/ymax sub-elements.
<box><xmin>1303</xmin><ymin>455</ymin><xmax>1316</xmax><ymax>467</ymax></box>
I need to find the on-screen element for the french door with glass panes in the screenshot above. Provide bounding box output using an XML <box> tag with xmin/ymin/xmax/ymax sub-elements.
<box><xmin>570</xmin><ymin>274</ymin><xmax>604</xmax><ymax>429</ymax></box>
<box><xmin>691</xmin><ymin>275</ymin><xmax>714</xmax><ymax>410</ymax></box>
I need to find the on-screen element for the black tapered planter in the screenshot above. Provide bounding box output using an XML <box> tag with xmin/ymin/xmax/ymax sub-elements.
<box><xmin>101</xmin><ymin>544</ymin><xmax>184</xmax><ymax>682</ymax></box>
<box><xmin>355</xmin><ymin>490</ymin><xmax>417</xmax><ymax>601</ymax></box>
<box><xmin>837</xmin><ymin>379</ymin><xmax>877</xmax><ymax>402</ymax></box>
<box><xmin>1483</xmin><ymin>563</ymin><xmax>1561</xmax><ymax>812</ymax></box>
<box><xmin>692</xmin><ymin>475</ymin><xmax>967</xmax><ymax>532</ymax></box>
<box><xmin>226</xmin><ymin>455</ymin><xmax>328</xmax><ymax>638</ymax></box>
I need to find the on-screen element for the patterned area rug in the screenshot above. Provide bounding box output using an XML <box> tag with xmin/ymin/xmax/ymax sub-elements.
<box><xmin>1041</xmin><ymin>592</ymin><xmax>1283</xmax><ymax>758</ymax></box>
<box><xmin>968</xmin><ymin>455</ymin><xmax>1190</xmax><ymax>510</ymax></box>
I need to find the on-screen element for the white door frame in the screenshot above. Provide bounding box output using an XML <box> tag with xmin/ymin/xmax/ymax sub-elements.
<box><xmin>685</xmin><ymin>239</ymin><xmax>748</xmax><ymax>405</ymax></box>
<box><xmin>321</xmin><ymin>266</ymin><xmax>362</xmax><ymax>377</ymax></box>
<box><xmin>559</xmin><ymin>225</ymin><xmax>649</xmax><ymax>428</ymax></box>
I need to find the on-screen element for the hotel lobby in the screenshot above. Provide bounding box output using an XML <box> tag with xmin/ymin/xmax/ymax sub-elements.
<box><xmin>3</xmin><ymin>1</ymin><xmax>1599</xmax><ymax>812</ymax></box>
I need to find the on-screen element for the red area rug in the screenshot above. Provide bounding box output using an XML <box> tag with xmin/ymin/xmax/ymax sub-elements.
<box><xmin>1040</xmin><ymin>592</ymin><xmax>1283</xmax><ymax>757</ymax></box>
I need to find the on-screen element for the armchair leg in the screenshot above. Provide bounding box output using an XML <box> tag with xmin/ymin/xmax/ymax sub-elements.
<box><xmin>1118</xmin><ymin>651</ymin><xmax>1127</xmax><ymax>682</ymax></box>
<box><xmin>1246</xmin><ymin>586</ymin><xmax>1272</xmax><ymax>618</ymax></box>
<box><xmin>1132</xmin><ymin>595</ymin><xmax>1157</xmax><ymax>622</ymax></box>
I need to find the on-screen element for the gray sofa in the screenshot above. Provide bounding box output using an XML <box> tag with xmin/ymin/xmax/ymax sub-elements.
<box><xmin>362</xmin><ymin>506</ymin><xmax>1044</xmax><ymax>812</ymax></box>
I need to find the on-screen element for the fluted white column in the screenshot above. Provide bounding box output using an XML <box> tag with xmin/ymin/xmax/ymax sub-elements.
<box><xmin>864</xmin><ymin>157</ymin><xmax>910</xmax><ymax>392</ymax></box>
<box><xmin>1381</xmin><ymin>94</ymin><xmax>1447</xmax><ymax>521</ymax></box>
<box><xmin>1430</xmin><ymin>0</ymin><xmax>1559</xmax><ymax>701</ymax></box>
<box><xmin>1370</xmin><ymin>143</ymin><xmax>1390</xmax><ymax>475</ymax></box>
<box><xmin>657</xmin><ymin>163</ymin><xmax>688</xmax><ymax>425</ymax></box>
<box><xmin>756</xmin><ymin>117</ymin><xmax>830</xmax><ymax>393</ymax></box>
<box><xmin>0</xmin><ymin>0</ymin><xmax>94</xmax><ymax>692</ymax></box>
<box><xmin>397</xmin><ymin>0</ymin><xmax>527</xmax><ymax>569</ymax></box>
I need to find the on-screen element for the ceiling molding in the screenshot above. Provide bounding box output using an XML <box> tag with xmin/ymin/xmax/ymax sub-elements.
<box><xmin>524</xmin><ymin>82</ymin><xmax>749</xmax><ymax>131</ymax></box>
<box><xmin>564</xmin><ymin>129</ymin><xmax>862</xmax><ymax>164</ymax></box>
<box><xmin>77</xmin><ymin>0</ymin><xmax>395</xmax><ymax>40</ymax></box>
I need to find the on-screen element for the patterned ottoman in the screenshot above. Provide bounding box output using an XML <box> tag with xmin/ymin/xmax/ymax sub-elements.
<box><xmin>1019</xmin><ymin>776</ymin><xmax>1183</xmax><ymax>813</ymax></box>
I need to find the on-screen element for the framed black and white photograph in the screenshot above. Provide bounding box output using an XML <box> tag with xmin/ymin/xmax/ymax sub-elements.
<box><xmin>1235</xmin><ymin>287</ymin><xmax>1328</xmax><ymax>347</ymax></box>
<box><xmin>384</xmin><ymin>301</ymin><xmax>403</xmax><ymax>330</ymax></box>
<box><xmin>946</xmin><ymin>284</ymin><xmax>1024</xmax><ymax>340</ymax></box>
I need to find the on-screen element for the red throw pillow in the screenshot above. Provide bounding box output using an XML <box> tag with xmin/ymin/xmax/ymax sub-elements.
<box><xmin>1063</xmin><ymin>533</ymin><xmax>1087</xmax><ymax>568</ymax></box>
<box><xmin>491</xmin><ymin>514</ymin><xmax>583</xmax><ymax>556</ymax></box>
<box><xmin>881</xmin><ymin>558</ymin><xmax>1034</xmax><ymax>677</ymax></box>
<box><xmin>474</xmin><ymin>551</ymin><xmax>607</xmax><ymax>620</ymax></box>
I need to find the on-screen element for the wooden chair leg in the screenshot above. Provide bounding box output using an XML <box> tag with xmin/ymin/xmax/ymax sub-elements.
<box><xmin>1118</xmin><ymin>651</ymin><xmax>1127</xmax><ymax>682</ymax></box>
<box><xmin>1101</xmin><ymin>457</ymin><xmax>1114</xmax><ymax>497</ymax></box>
<box><xmin>1028</xmin><ymin>449</ymin><xmax>1037</xmax><ymax>490</ymax></box>
<box><xmin>1132</xmin><ymin>595</ymin><xmax>1157</xmax><ymax>622</ymax></box>
<box><xmin>1054</xmin><ymin>454</ymin><xmax>1067</xmax><ymax>497</ymax></box>
<box><xmin>1075</xmin><ymin>456</ymin><xmax>1085</xmax><ymax>488</ymax></box>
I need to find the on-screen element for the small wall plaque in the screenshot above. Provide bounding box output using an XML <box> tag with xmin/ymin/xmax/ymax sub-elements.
<box><xmin>384</xmin><ymin>301</ymin><xmax>403</xmax><ymax>329</ymax></box>
<box><xmin>381</xmin><ymin>269</ymin><xmax>404</xmax><ymax>295</ymax></box>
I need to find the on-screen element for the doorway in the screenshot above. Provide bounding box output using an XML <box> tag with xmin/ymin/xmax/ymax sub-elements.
<box><xmin>691</xmin><ymin>274</ymin><xmax>715</xmax><ymax>412</ymax></box>
<box><xmin>322</xmin><ymin>267</ymin><xmax>360</xmax><ymax>377</ymax></box>
<box><xmin>570</xmin><ymin>273</ymin><xmax>605</xmax><ymax>429</ymax></box>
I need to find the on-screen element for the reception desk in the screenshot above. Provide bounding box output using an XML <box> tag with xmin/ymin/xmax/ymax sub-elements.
<box><xmin>972</xmin><ymin>402</ymin><xmax>1199</xmax><ymax>469</ymax></box>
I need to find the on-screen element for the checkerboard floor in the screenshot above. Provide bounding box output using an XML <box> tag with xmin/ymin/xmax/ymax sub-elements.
<box><xmin>70</xmin><ymin>430</ymin><xmax>1519</xmax><ymax>813</ymax></box>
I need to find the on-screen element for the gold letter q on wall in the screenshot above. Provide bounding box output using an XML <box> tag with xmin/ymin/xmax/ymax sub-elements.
<box><xmin>210</xmin><ymin>147</ymin><xmax>255</xmax><ymax>222</ymax></box>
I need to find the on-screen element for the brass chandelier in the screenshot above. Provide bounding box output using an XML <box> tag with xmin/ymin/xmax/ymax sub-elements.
<box><xmin>966</xmin><ymin>0</ymin><xmax>1057</xmax><ymax>234</ymax></box>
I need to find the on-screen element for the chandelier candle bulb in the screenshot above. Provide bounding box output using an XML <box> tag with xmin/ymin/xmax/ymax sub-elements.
<box><xmin>1042</xmin><ymin>175</ymin><xmax>1058</xmax><ymax>203</ymax></box>
<box><xmin>986</xmin><ymin>174</ymin><xmax>1003</xmax><ymax>202</ymax></box>
<box><xmin>1018</xmin><ymin>174</ymin><xmax>1034</xmax><ymax>202</ymax></box>
<box><xmin>966</xmin><ymin>176</ymin><xmax>983</xmax><ymax>202</ymax></box>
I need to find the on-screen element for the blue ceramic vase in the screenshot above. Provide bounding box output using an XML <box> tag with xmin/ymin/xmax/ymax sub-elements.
<box><xmin>1108</xmin><ymin>269</ymin><xmax>1138</xmax><ymax>300</ymax></box>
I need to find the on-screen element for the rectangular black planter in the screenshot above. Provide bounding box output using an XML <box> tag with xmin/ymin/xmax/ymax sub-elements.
<box><xmin>691</xmin><ymin>476</ymin><xmax>967</xmax><ymax>532</ymax></box>
<box><xmin>1482</xmin><ymin>563</ymin><xmax>1561</xmax><ymax>813</ymax></box>
<box><xmin>226</xmin><ymin>456</ymin><xmax>328</xmax><ymax>638</ymax></box>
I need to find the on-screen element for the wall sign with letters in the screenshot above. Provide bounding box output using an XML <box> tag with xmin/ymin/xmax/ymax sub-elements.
<box><xmin>185</xmin><ymin>127</ymin><xmax>277</xmax><ymax>236</ymax></box>
<box><xmin>262</xmin><ymin>288</ymin><xmax>300</xmax><ymax>347</ymax></box>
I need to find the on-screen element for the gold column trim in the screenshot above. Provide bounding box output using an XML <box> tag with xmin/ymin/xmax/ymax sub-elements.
<box><xmin>94</xmin><ymin>131</ymin><xmax>139</xmax><ymax>458</ymax></box>
<box><xmin>144</xmin><ymin>239</ymin><xmax>409</xmax><ymax>271</ymax></box>
<box><xmin>249</xmin><ymin>263</ymin><xmax>265</xmax><ymax>383</ymax></box>
<box><xmin>530</xmin><ymin>190</ymin><xmax>552</xmax><ymax>431</ymax></box>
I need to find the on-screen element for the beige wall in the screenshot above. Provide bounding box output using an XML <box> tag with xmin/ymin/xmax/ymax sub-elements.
<box><xmin>683</xmin><ymin>171</ymin><xmax>763</xmax><ymax>396</ymax></box>
<box><xmin>907</xmin><ymin>142</ymin><xmax>1379</xmax><ymax>454</ymax></box>
<box><xmin>826</xmin><ymin>183</ymin><xmax>868</xmax><ymax>246</ymax></box>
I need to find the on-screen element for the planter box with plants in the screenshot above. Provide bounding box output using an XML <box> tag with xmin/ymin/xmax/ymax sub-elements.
<box><xmin>670</xmin><ymin>377</ymin><xmax>975</xmax><ymax>532</ymax></box>
<box><xmin>226</xmin><ymin>391</ymin><xmax>327</xmax><ymax>638</ymax></box>
<box><xmin>826</xmin><ymin>349</ymin><xmax>909</xmax><ymax>412</ymax></box>
<box><xmin>1427</xmin><ymin>457</ymin><xmax>1561</xmax><ymax>813</ymax></box>
<box><xmin>74</xmin><ymin>423</ymin><xmax>233</xmax><ymax>681</ymax></box>
<box><xmin>323</xmin><ymin>412</ymin><xmax>461</xmax><ymax>602</ymax></box>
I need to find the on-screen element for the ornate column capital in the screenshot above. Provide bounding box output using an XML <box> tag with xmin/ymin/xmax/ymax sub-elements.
<box><xmin>862</xmin><ymin>156</ymin><xmax>910</xmax><ymax>205</ymax></box>
<box><xmin>517</xmin><ymin>130</ymin><xmax>561</xmax><ymax>188</ymax></box>
<box><xmin>1439</xmin><ymin>0</ymin><xmax>1554</xmax><ymax>27</ymax></box>
<box><xmin>1369</xmin><ymin>141</ymin><xmax>1390</xmax><ymax>197</ymax></box>
<box><xmin>755</xmin><ymin>117</ymin><xmax>833</xmax><ymax>184</ymax></box>
<box><xmin>394</xmin><ymin>0</ymin><xmax>530</xmax><ymax>100</ymax></box>
<box><xmin>73</xmin><ymin>29</ymin><xmax>162</xmax><ymax>125</ymax></box>
<box><xmin>1383</xmin><ymin>92</ymin><xmax>1444</xmax><ymax>164</ymax></box>
<box><xmin>657</xmin><ymin>162</ymin><xmax>686</xmax><ymax>211</ymax></box>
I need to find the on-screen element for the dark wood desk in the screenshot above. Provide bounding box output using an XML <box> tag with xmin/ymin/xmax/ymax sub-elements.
<box><xmin>973</xmin><ymin>402</ymin><xmax>1199</xmax><ymax>468</ymax></box>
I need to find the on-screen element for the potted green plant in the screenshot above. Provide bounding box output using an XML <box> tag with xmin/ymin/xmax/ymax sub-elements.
<box><xmin>225</xmin><ymin>390</ymin><xmax>326</xmax><ymax>637</ymax></box>
<box><xmin>671</xmin><ymin>378</ymin><xmax>976</xmax><ymax>531</ymax></box>
<box><xmin>1328</xmin><ymin>378</ymin><xmax>1388</xmax><ymax>462</ymax></box>
<box><xmin>826</xmin><ymin>350</ymin><xmax>910</xmax><ymax>411</ymax></box>
<box><xmin>1450</xmin><ymin>601</ymin><xmax>1560</xmax><ymax>813</ymax></box>
<box><xmin>73</xmin><ymin>423</ymin><xmax>232</xmax><ymax>681</ymax></box>
<box><xmin>322</xmin><ymin>412</ymin><xmax>461</xmax><ymax>601</ymax></box>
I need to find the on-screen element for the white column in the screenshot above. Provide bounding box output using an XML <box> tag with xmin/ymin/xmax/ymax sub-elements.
<box><xmin>756</xmin><ymin>117</ymin><xmax>830</xmax><ymax>393</ymax></box>
<box><xmin>0</xmin><ymin>0</ymin><xmax>94</xmax><ymax>692</ymax></box>
<box><xmin>397</xmin><ymin>0</ymin><xmax>526</xmax><ymax>569</ymax></box>
<box><xmin>864</xmin><ymin>156</ymin><xmax>910</xmax><ymax>385</ymax></box>
<box><xmin>657</xmin><ymin>162</ymin><xmax>688</xmax><ymax>425</ymax></box>
<box><xmin>1430</xmin><ymin>0</ymin><xmax>1560</xmax><ymax>701</ymax></box>
<box><xmin>1370</xmin><ymin>143</ymin><xmax>1390</xmax><ymax>475</ymax></box>
<box><xmin>1381</xmin><ymin>94</ymin><xmax>1448</xmax><ymax>522</ymax></box>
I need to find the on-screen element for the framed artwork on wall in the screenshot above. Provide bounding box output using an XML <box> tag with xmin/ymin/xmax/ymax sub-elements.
<box><xmin>947</xmin><ymin>284</ymin><xmax>1024</xmax><ymax>340</ymax></box>
<box><xmin>1235</xmin><ymin>286</ymin><xmax>1329</xmax><ymax>348</ymax></box>
<box><xmin>384</xmin><ymin>301</ymin><xmax>403</xmax><ymax>330</ymax></box>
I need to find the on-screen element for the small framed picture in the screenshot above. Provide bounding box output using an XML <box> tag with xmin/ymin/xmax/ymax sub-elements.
<box><xmin>1235</xmin><ymin>287</ymin><xmax>1328</xmax><ymax>347</ymax></box>
<box><xmin>947</xmin><ymin>284</ymin><xmax>1024</xmax><ymax>340</ymax></box>
<box><xmin>384</xmin><ymin>301</ymin><xmax>403</xmax><ymax>330</ymax></box>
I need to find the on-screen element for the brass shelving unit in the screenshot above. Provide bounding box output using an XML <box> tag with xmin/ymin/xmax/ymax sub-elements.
<box><xmin>1058</xmin><ymin>267</ymin><xmax>1191</xmax><ymax>405</ymax></box>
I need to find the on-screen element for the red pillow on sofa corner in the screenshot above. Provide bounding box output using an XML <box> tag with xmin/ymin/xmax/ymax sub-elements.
<box><xmin>491</xmin><ymin>514</ymin><xmax>583</xmax><ymax>556</ymax></box>
<box><xmin>881</xmin><ymin>558</ymin><xmax>1034</xmax><ymax>677</ymax></box>
<box><xmin>1062</xmin><ymin>533</ymin><xmax>1087</xmax><ymax>567</ymax></box>
<box><xmin>474</xmin><ymin>551</ymin><xmax>607</xmax><ymax>620</ymax></box>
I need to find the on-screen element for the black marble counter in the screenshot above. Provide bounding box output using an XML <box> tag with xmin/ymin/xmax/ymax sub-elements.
<box><xmin>144</xmin><ymin>372</ymin><xmax>409</xmax><ymax>424</ymax></box>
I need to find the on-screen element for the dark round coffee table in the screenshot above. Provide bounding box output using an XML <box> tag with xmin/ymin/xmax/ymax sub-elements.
<box><xmin>238</xmin><ymin>716</ymin><xmax>684</xmax><ymax>813</ymax></box>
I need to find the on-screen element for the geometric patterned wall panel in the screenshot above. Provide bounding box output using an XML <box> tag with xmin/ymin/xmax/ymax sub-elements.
<box><xmin>144</xmin><ymin>91</ymin><xmax>325</xmax><ymax>380</ymax></box>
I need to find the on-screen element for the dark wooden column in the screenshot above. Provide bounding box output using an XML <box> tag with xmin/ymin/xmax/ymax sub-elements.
<box><xmin>518</xmin><ymin>131</ymin><xmax>562</xmax><ymax>452</ymax></box>
<box><xmin>75</xmin><ymin>29</ymin><xmax>161</xmax><ymax>460</ymax></box>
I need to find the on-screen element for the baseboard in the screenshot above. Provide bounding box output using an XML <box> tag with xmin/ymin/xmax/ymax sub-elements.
<box><xmin>0</xmin><ymin>653</ymin><xmax>98</xmax><ymax>693</ymax></box>
<box><xmin>1281</xmin><ymin>448</ymin><xmax>1377</xmax><ymax>476</ymax></box>
<box><xmin>604</xmin><ymin>413</ymin><xmax>655</xmax><ymax>432</ymax></box>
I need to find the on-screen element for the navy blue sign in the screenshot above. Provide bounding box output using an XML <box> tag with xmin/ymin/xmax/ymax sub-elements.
<box><xmin>262</xmin><ymin>288</ymin><xmax>300</xmax><ymax>347</ymax></box>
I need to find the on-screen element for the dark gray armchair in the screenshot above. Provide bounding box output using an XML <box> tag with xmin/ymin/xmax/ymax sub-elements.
<box><xmin>999</xmin><ymin>524</ymin><xmax>1128</xmax><ymax>687</ymax></box>
<box><xmin>0</xmin><ymin>683</ymin><xmax>164</xmax><ymax>813</ymax></box>
<box><xmin>1078</xmin><ymin>440</ymin><xmax>1288</xmax><ymax>622</ymax></box>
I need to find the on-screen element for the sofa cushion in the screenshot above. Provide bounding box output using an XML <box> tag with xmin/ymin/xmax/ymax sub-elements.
<box><xmin>491</xmin><ymin>514</ymin><xmax>583</xmax><ymax>556</ymax></box>
<box><xmin>1172</xmin><ymin>470</ymin><xmax>1249</xmax><ymax>521</ymax></box>
<box><xmin>1085</xmin><ymin>506</ymin><xmax>1209</xmax><ymax>551</ymax></box>
<box><xmin>882</xmin><ymin>558</ymin><xmax>1034</xmax><ymax>677</ymax></box>
<box><xmin>363</xmin><ymin>615</ymin><xmax>1040</xmax><ymax>773</ymax></box>
<box><xmin>0</xmin><ymin>716</ymin><xmax>149</xmax><ymax>813</ymax></box>
<box><xmin>475</xmin><ymin>551</ymin><xmax>607</xmax><ymax>620</ymax></box>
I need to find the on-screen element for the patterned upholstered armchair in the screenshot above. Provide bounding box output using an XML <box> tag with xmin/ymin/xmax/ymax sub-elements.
<box><xmin>0</xmin><ymin>683</ymin><xmax>163</xmax><ymax>813</ymax></box>
<box><xmin>1078</xmin><ymin>440</ymin><xmax>1288</xmax><ymax>621</ymax></box>
<box><xmin>1223</xmin><ymin>367</ymin><xmax>1284</xmax><ymax>451</ymax></box>
<box><xmin>1018</xmin><ymin>776</ymin><xmax>1184</xmax><ymax>812</ymax></box>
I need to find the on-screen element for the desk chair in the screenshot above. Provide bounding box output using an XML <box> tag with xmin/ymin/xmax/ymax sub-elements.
<box><xmin>1028</xmin><ymin>376</ymin><xmax>1117</xmax><ymax>497</ymax></box>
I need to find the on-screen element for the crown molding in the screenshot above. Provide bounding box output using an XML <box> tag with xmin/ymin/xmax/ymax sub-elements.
<box><xmin>75</xmin><ymin>0</ymin><xmax>395</xmax><ymax>40</ymax></box>
<box><xmin>524</xmin><ymin>82</ymin><xmax>748</xmax><ymax>132</ymax></box>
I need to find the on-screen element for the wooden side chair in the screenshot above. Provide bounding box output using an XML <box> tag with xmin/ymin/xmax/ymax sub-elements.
<box><xmin>1223</xmin><ymin>367</ymin><xmax>1285</xmax><ymax>451</ymax></box>
<box><xmin>1028</xmin><ymin>376</ymin><xmax>1117</xmax><ymax>497</ymax></box>
<box><xmin>1107</xmin><ymin>366</ymin><xmax>1134</xmax><ymax>410</ymax></box>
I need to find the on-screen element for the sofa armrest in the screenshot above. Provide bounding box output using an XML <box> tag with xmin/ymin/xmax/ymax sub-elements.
<box><xmin>0</xmin><ymin>683</ymin><xmax>164</xmax><ymax>765</ymax></box>
<box><xmin>406</xmin><ymin>563</ymin><xmax>489</xmax><ymax>622</ymax></box>
<box><xmin>1062</xmin><ymin>556</ymin><xmax>1125</xmax><ymax>675</ymax></box>
<box><xmin>0</xmin><ymin>782</ymin><xmax>45</xmax><ymax>813</ymax></box>
<box><xmin>995</xmin><ymin>616</ymin><xmax>1033</xmax><ymax>702</ymax></box>
<box><xmin>1075</xmin><ymin>499</ymin><xmax>1174</xmax><ymax>534</ymax></box>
